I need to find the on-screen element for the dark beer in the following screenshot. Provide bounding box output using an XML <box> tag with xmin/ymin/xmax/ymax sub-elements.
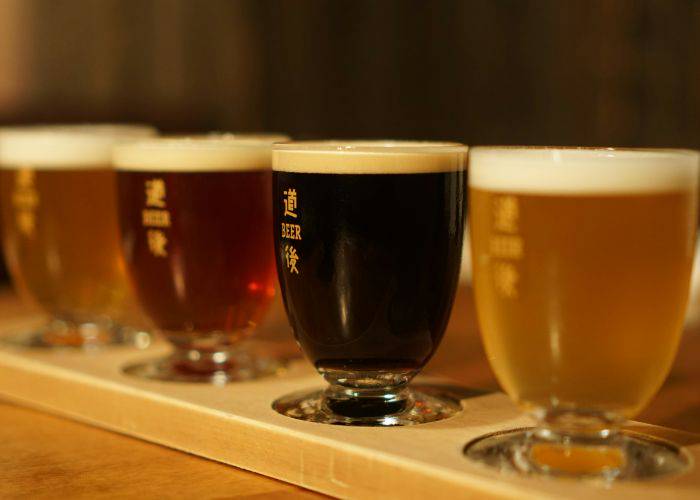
<box><xmin>274</xmin><ymin>142</ymin><xmax>467</xmax><ymax>375</ymax></box>
<box><xmin>272</xmin><ymin>141</ymin><xmax>467</xmax><ymax>425</ymax></box>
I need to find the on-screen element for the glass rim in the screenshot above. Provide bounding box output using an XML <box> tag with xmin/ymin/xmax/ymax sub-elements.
<box><xmin>163</xmin><ymin>132</ymin><xmax>290</xmax><ymax>143</ymax></box>
<box><xmin>113</xmin><ymin>136</ymin><xmax>279</xmax><ymax>172</ymax></box>
<box><xmin>273</xmin><ymin>140</ymin><xmax>468</xmax><ymax>155</ymax></box>
<box><xmin>470</xmin><ymin>145</ymin><xmax>699</xmax><ymax>160</ymax></box>
<box><xmin>469</xmin><ymin>145</ymin><xmax>699</xmax><ymax>194</ymax></box>
<box><xmin>116</xmin><ymin>136</ymin><xmax>286</xmax><ymax>153</ymax></box>
<box><xmin>0</xmin><ymin>123</ymin><xmax>156</xmax><ymax>139</ymax></box>
<box><xmin>0</xmin><ymin>123</ymin><xmax>158</xmax><ymax>168</ymax></box>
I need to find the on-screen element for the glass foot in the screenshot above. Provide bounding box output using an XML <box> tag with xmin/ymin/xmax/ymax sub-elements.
<box><xmin>272</xmin><ymin>385</ymin><xmax>462</xmax><ymax>426</ymax></box>
<box><xmin>123</xmin><ymin>350</ymin><xmax>289</xmax><ymax>385</ymax></box>
<box><xmin>2</xmin><ymin>321</ymin><xmax>152</xmax><ymax>350</ymax></box>
<box><xmin>464</xmin><ymin>427</ymin><xmax>693</xmax><ymax>481</ymax></box>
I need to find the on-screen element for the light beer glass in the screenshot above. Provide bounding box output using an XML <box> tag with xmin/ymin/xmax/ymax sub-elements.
<box><xmin>114</xmin><ymin>136</ymin><xmax>286</xmax><ymax>383</ymax></box>
<box><xmin>272</xmin><ymin>141</ymin><xmax>467</xmax><ymax>425</ymax></box>
<box><xmin>465</xmin><ymin>147</ymin><xmax>699</xmax><ymax>479</ymax></box>
<box><xmin>0</xmin><ymin>124</ymin><xmax>156</xmax><ymax>348</ymax></box>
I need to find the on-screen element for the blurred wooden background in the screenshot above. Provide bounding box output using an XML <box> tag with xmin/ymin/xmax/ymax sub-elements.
<box><xmin>0</xmin><ymin>0</ymin><xmax>699</xmax><ymax>147</ymax></box>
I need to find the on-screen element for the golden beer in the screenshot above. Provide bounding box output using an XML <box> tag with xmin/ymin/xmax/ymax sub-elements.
<box><xmin>464</xmin><ymin>147</ymin><xmax>700</xmax><ymax>479</ymax></box>
<box><xmin>470</xmin><ymin>148</ymin><xmax>698</xmax><ymax>419</ymax></box>
<box><xmin>0</xmin><ymin>125</ymin><xmax>156</xmax><ymax>346</ymax></box>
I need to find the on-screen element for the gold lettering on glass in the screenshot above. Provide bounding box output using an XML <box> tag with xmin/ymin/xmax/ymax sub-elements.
<box><xmin>284</xmin><ymin>245</ymin><xmax>299</xmax><ymax>274</ymax></box>
<box><xmin>145</xmin><ymin>178</ymin><xmax>167</xmax><ymax>208</ymax></box>
<box><xmin>281</xmin><ymin>222</ymin><xmax>302</xmax><ymax>240</ymax></box>
<box><xmin>489</xmin><ymin>234</ymin><xmax>524</xmax><ymax>259</ymax></box>
<box><xmin>142</xmin><ymin>209</ymin><xmax>172</xmax><ymax>228</ymax></box>
<box><xmin>491</xmin><ymin>196</ymin><xmax>522</xmax><ymax>298</ymax></box>
<box><xmin>12</xmin><ymin>168</ymin><xmax>39</xmax><ymax>237</ymax></box>
<box><xmin>493</xmin><ymin>195</ymin><xmax>518</xmax><ymax>233</ymax></box>
<box><xmin>283</xmin><ymin>188</ymin><xmax>298</xmax><ymax>218</ymax></box>
<box><xmin>147</xmin><ymin>229</ymin><xmax>168</xmax><ymax>257</ymax></box>
<box><xmin>143</xmin><ymin>178</ymin><xmax>171</xmax><ymax>257</ymax></box>
<box><xmin>281</xmin><ymin>187</ymin><xmax>302</xmax><ymax>273</ymax></box>
<box><xmin>493</xmin><ymin>261</ymin><xmax>519</xmax><ymax>299</ymax></box>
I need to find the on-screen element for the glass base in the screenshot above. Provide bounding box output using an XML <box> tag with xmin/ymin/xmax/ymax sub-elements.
<box><xmin>2</xmin><ymin>320</ymin><xmax>152</xmax><ymax>350</ymax></box>
<box><xmin>123</xmin><ymin>349</ymin><xmax>289</xmax><ymax>385</ymax></box>
<box><xmin>272</xmin><ymin>385</ymin><xmax>462</xmax><ymax>426</ymax></box>
<box><xmin>464</xmin><ymin>427</ymin><xmax>693</xmax><ymax>481</ymax></box>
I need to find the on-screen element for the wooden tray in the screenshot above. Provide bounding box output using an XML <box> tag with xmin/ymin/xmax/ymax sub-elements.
<box><xmin>0</xmin><ymin>308</ymin><xmax>698</xmax><ymax>499</ymax></box>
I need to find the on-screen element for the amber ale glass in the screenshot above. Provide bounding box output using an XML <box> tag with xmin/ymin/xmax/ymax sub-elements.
<box><xmin>0</xmin><ymin>124</ymin><xmax>156</xmax><ymax>348</ymax></box>
<box><xmin>114</xmin><ymin>136</ymin><xmax>286</xmax><ymax>383</ymax></box>
<box><xmin>465</xmin><ymin>147</ymin><xmax>699</xmax><ymax>480</ymax></box>
<box><xmin>272</xmin><ymin>141</ymin><xmax>467</xmax><ymax>425</ymax></box>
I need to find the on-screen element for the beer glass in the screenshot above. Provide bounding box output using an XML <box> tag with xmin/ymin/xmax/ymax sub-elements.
<box><xmin>465</xmin><ymin>147</ymin><xmax>699</xmax><ymax>479</ymax></box>
<box><xmin>0</xmin><ymin>124</ymin><xmax>156</xmax><ymax>348</ymax></box>
<box><xmin>114</xmin><ymin>136</ymin><xmax>286</xmax><ymax>383</ymax></box>
<box><xmin>272</xmin><ymin>141</ymin><xmax>467</xmax><ymax>425</ymax></box>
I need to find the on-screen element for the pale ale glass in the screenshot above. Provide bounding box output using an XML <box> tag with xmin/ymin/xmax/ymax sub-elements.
<box><xmin>465</xmin><ymin>147</ymin><xmax>699</xmax><ymax>479</ymax></box>
<box><xmin>0</xmin><ymin>124</ymin><xmax>156</xmax><ymax>348</ymax></box>
<box><xmin>114</xmin><ymin>136</ymin><xmax>287</xmax><ymax>383</ymax></box>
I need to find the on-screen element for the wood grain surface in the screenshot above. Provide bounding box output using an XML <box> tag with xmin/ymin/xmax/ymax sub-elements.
<box><xmin>0</xmin><ymin>285</ymin><xmax>698</xmax><ymax>499</ymax></box>
<box><xmin>0</xmin><ymin>402</ymin><xmax>321</xmax><ymax>499</ymax></box>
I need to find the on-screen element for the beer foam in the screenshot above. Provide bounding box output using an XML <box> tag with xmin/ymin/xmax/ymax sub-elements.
<box><xmin>470</xmin><ymin>147</ymin><xmax>699</xmax><ymax>194</ymax></box>
<box><xmin>273</xmin><ymin>141</ymin><xmax>468</xmax><ymax>174</ymax></box>
<box><xmin>177</xmin><ymin>132</ymin><xmax>290</xmax><ymax>142</ymax></box>
<box><xmin>0</xmin><ymin>124</ymin><xmax>157</xmax><ymax>168</ymax></box>
<box><xmin>114</xmin><ymin>136</ymin><xmax>286</xmax><ymax>172</ymax></box>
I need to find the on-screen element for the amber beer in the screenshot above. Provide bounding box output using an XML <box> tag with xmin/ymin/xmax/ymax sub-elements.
<box><xmin>470</xmin><ymin>148</ymin><xmax>699</xmax><ymax>418</ymax></box>
<box><xmin>114</xmin><ymin>136</ymin><xmax>284</xmax><ymax>382</ymax></box>
<box><xmin>0</xmin><ymin>125</ymin><xmax>156</xmax><ymax>346</ymax></box>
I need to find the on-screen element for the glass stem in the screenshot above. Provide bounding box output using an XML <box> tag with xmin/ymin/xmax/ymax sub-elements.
<box><xmin>524</xmin><ymin>408</ymin><xmax>626</xmax><ymax>477</ymax></box>
<box><xmin>322</xmin><ymin>383</ymin><xmax>413</xmax><ymax>418</ymax></box>
<box><xmin>167</xmin><ymin>334</ymin><xmax>245</xmax><ymax>375</ymax></box>
<box><xmin>43</xmin><ymin>317</ymin><xmax>114</xmax><ymax>347</ymax></box>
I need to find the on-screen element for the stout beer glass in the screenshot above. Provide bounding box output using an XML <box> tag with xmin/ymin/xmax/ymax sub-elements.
<box><xmin>465</xmin><ymin>147</ymin><xmax>699</xmax><ymax>479</ymax></box>
<box><xmin>272</xmin><ymin>141</ymin><xmax>467</xmax><ymax>425</ymax></box>
<box><xmin>0</xmin><ymin>124</ymin><xmax>156</xmax><ymax>348</ymax></box>
<box><xmin>114</xmin><ymin>136</ymin><xmax>285</xmax><ymax>383</ymax></box>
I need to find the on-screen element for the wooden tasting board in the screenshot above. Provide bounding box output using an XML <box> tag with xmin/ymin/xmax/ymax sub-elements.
<box><xmin>0</xmin><ymin>314</ymin><xmax>699</xmax><ymax>499</ymax></box>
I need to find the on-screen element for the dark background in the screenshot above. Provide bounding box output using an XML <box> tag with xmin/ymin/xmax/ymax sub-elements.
<box><xmin>1</xmin><ymin>0</ymin><xmax>699</xmax><ymax>147</ymax></box>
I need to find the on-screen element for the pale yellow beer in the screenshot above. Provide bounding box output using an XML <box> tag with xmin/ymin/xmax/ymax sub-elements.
<box><xmin>0</xmin><ymin>125</ymin><xmax>156</xmax><ymax>346</ymax></box>
<box><xmin>470</xmin><ymin>147</ymin><xmax>698</xmax><ymax>418</ymax></box>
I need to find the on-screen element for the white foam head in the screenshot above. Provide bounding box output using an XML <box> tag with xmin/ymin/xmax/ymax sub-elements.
<box><xmin>163</xmin><ymin>132</ymin><xmax>290</xmax><ymax>143</ymax></box>
<box><xmin>273</xmin><ymin>141</ymin><xmax>468</xmax><ymax>174</ymax></box>
<box><xmin>114</xmin><ymin>136</ymin><xmax>286</xmax><ymax>172</ymax></box>
<box><xmin>469</xmin><ymin>147</ymin><xmax>700</xmax><ymax>194</ymax></box>
<box><xmin>0</xmin><ymin>124</ymin><xmax>157</xmax><ymax>169</ymax></box>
